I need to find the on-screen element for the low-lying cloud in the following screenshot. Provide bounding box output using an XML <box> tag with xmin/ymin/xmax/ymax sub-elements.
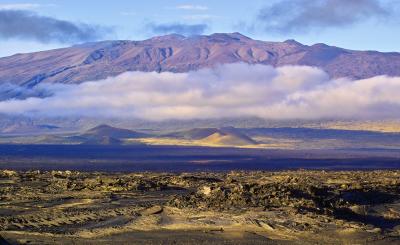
<box><xmin>148</xmin><ymin>22</ymin><xmax>208</xmax><ymax>36</ymax></box>
<box><xmin>0</xmin><ymin>10</ymin><xmax>108</xmax><ymax>43</ymax></box>
<box><xmin>0</xmin><ymin>3</ymin><xmax>42</xmax><ymax>10</ymax></box>
<box><xmin>1</xmin><ymin>63</ymin><xmax>400</xmax><ymax>121</ymax></box>
<box><xmin>176</xmin><ymin>5</ymin><xmax>208</xmax><ymax>11</ymax></box>
<box><xmin>257</xmin><ymin>0</ymin><xmax>390</xmax><ymax>33</ymax></box>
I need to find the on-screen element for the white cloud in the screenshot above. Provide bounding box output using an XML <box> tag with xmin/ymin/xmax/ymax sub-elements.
<box><xmin>0</xmin><ymin>3</ymin><xmax>41</xmax><ymax>10</ymax></box>
<box><xmin>120</xmin><ymin>11</ymin><xmax>137</xmax><ymax>16</ymax></box>
<box><xmin>182</xmin><ymin>14</ymin><xmax>218</xmax><ymax>21</ymax></box>
<box><xmin>176</xmin><ymin>5</ymin><xmax>208</xmax><ymax>10</ymax></box>
<box><xmin>1</xmin><ymin>63</ymin><xmax>400</xmax><ymax>121</ymax></box>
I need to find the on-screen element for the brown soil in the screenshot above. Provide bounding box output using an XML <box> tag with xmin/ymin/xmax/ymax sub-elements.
<box><xmin>0</xmin><ymin>170</ymin><xmax>399</xmax><ymax>244</ymax></box>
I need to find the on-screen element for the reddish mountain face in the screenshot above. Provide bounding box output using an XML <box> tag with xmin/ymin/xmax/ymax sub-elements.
<box><xmin>1</xmin><ymin>32</ymin><xmax>400</xmax><ymax>87</ymax></box>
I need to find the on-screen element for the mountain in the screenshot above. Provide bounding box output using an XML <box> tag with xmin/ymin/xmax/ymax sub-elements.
<box><xmin>166</xmin><ymin>127</ymin><xmax>222</xmax><ymax>140</ymax></box>
<box><xmin>82</xmin><ymin>124</ymin><xmax>149</xmax><ymax>139</ymax></box>
<box><xmin>31</xmin><ymin>125</ymin><xmax>148</xmax><ymax>145</ymax></box>
<box><xmin>199</xmin><ymin>132</ymin><xmax>257</xmax><ymax>146</ymax></box>
<box><xmin>1</xmin><ymin>33</ymin><xmax>400</xmax><ymax>89</ymax></box>
<box><xmin>167</xmin><ymin>127</ymin><xmax>258</xmax><ymax>146</ymax></box>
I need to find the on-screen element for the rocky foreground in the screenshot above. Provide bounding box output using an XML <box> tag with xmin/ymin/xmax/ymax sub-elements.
<box><xmin>0</xmin><ymin>170</ymin><xmax>400</xmax><ymax>244</ymax></box>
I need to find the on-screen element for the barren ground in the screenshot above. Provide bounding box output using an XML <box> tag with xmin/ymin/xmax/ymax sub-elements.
<box><xmin>1</xmin><ymin>170</ymin><xmax>400</xmax><ymax>244</ymax></box>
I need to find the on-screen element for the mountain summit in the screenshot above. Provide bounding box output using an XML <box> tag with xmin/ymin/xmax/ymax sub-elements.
<box><xmin>1</xmin><ymin>33</ymin><xmax>400</xmax><ymax>87</ymax></box>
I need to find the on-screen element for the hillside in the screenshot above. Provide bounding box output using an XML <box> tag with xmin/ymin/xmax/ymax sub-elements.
<box><xmin>166</xmin><ymin>127</ymin><xmax>258</xmax><ymax>146</ymax></box>
<box><xmin>166</xmin><ymin>128</ymin><xmax>222</xmax><ymax>140</ymax></box>
<box><xmin>199</xmin><ymin>132</ymin><xmax>257</xmax><ymax>146</ymax></box>
<box><xmin>82</xmin><ymin>124</ymin><xmax>149</xmax><ymax>139</ymax></box>
<box><xmin>1</xmin><ymin>33</ymin><xmax>400</xmax><ymax>91</ymax></box>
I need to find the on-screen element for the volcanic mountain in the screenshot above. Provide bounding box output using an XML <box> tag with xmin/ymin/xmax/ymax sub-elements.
<box><xmin>199</xmin><ymin>132</ymin><xmax>257</xmax><ymax>146</ymax></box>
<box><xmin>81</xmin><ymin>124</ymin><xmax>149</xmax><ymax>139</ymax></box>
<box><xmin>1</xmin><ymin>33</ymin><xmax>400</xmax><ymax>90</ymax></box>
<box><xmin>167</xmin><ymin>127</ymin><xmax>258</xmax><ymax>146</ymax></box>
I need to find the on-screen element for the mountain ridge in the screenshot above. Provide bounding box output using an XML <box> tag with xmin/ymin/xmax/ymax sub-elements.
<box><xmin>1</xmin><ymin>32</ymin><xmax>400</xmax><ymax>89</ymax></box>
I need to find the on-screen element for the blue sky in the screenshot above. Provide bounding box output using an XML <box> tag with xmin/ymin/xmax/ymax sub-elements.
<box><xmin>0</xmin><ymin>0</ymin><xmax>399</xmax><ymax>57</ymax></box>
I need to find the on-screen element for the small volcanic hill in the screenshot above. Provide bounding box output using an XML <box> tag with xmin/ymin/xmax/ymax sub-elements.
<box><xmin>168</xmin><ymin>127</ymin><xmax>258</xmax><ymax>146</ymax></box>
<box><xmin>200</xmin><ymin>132</ymin><xmax>257</xmax><ymax>146</ymax></box>
<box><xmin>168</xmin><ymin>128</ymin><xmax>222</xmax><ymax>140</ymax></box>
<box><xmin>82</xmin><ymin>124</ymin><xmax>148</xmax><ymax>139</ymax></box>
<box><xmin>33</xmin><ymin>125</ymin><xmax>148</xmax><ymax>145</ymax></box>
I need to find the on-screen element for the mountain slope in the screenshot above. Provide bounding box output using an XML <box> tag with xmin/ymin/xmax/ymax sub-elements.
<box><xmin>166</xmin><ymin>128</ymin><xmax>222</xmax><ymax>140</ymax></box>
<box><xmin>199</xmin><ymin>132</ymin><xmax>257</xmax><ymax>146</ymax></box>
<box><xmin>166</xmin><ymin>127</ymin><xmax>258</xmax><ymax>146</ymax></box>
<box><xmin>82</xmin><ymin>124</ymin><xmax>149</xmax><ymax>139</ymax></box>
<box><xmin>1</xmin><ymin>33</ymin><xmax>400</xmax><ymax>89</ymax></box>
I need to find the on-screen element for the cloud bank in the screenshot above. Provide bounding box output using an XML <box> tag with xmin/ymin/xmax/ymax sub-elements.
<box><xmin>0</xmin><ymin>3</ymin><xmax>42</xmax><ymax>10</ymax></box>
<box><xmin>176</xmin><ymin>5</ymin><xmax>208</xmax><ymax>11</ymax></box>
<box><xmin>1</xmin><ymin>63</ymin><xmax>400</xmax><ymax>121</ymax></box>
<box><xmin>0</xmin><ymin>10</ymin><xmax>108</xmax><ymax>43</ymax></box>
<box><xmin>148</xmin><ymin>22</ymin><xmax>208</xmax><ymax>36</ymax></box>
<box><xmin>257</xmin><ymin>0</ymin><xmax>390</xmax><ymax>33</ymax></box>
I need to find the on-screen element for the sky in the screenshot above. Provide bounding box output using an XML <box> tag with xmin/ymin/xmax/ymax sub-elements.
<box><xmin>0</xmin><ymin>0</ymin><xmax>399</xmax><ymax>58</ymax></box>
